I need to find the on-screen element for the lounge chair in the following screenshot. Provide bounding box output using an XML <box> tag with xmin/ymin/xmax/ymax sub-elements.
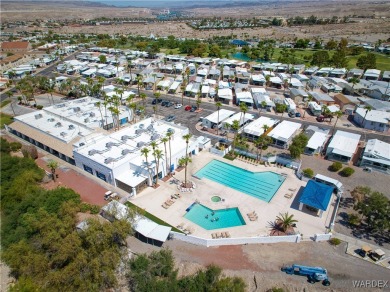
<box><xmin>168</xmin><ymin>199</ymin><xmax>175</xmax><ymax>204</ymax></box>
<box><xmin>249</xmin><ymin>215</ymin><xmax>258</xmax><ymax>221</ymax></box>
<box><xmin>284</xmin><ymin>193</ymin><xmax>293</xmax><ymax>199</ymax></box>
<box><xmin>176</xmin><ymin>193</ymin><xmax>182</xmax><ymax>198</ymax></box>
<box><xmin>162</xmin><ymin>204</ymin><xmax>169</xmax><ymax>209</ymax></box>
<box><xmin>247</xmin><ymin>211</ymin><xmax>255</xmax><ymax>217</ymax></box>
<box><xmin>177</xmin><ymin>223</ymin><xmax>184</xmax><ymax>229</ymax></box>
<box><xmin>225</xmin><ymin>231</ymin><xmax>231</xmax><ymax>238</ymax></box>
<box><xmin>171</xmin><ymin>195</ymin><xmax>178</xmax><ymax>199</ymax></box>
<box><xmin>288</xmin><ymin>188</ymin><xmax>297</xmax><ymax>192</ymax></box>
<box><xmin>220</xmin><ymin>232</ymin><xmax>226</xmax><ymax>238</ymax></box>
<box><xmin>212</xmin><ymin>233</ymin><xmax>216</xmax><ymax>239</ymax></box>
<box><xmin>165</xmin><ymin>200</ymin><xmax>173</xmax><ymax>206</ymax></box>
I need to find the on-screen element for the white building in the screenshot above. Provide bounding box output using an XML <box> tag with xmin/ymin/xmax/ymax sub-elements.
<box><xmin>360</xmin><ymin>139</ymin><xmax>390</xmax><ymax>174</ymax></box>
<box><xmin>243</xmin><ymin>116</ymin><xmax>280</xmax><ymax>141</ymax></box>
<box><xmin>267</xmin><ymin>120</ymin><xmax>301</xmax><ymax>148</ymax></box>
<box><xmin>235</xmin><ymin>91</ymin><xmax>253</xmax><ymax>107</ymax></box>
<box><xmin>326</xmin><ymin>130</ymin><xmax>361</xmax><ymax>163</ymax></box>
<box><xmin>304</xmin><ymin>126</ymin><xmax>330</xmax><ymax>155</ymax></box>
<box><xmin>74</xmin><ymin>117</ymin><xmax>199</xmax><ymax>196</ymax></box>
<box><xmin>202</xmin><ymin>109</ymin><xmax>235</xmax><ymax>129</ymax></box>
<box><xmin>221</xmin><ymin>112</ymin><xmax>255</xmax><ymax>131</ymax></box>
<box><xmin>354</xmin><ymin>107</ymin><xmax>390</xmax><ymax>132</ymax></box>
<box><xmin>283</xmin><ymin>98</ymin><xmax>296</xmax><ymax>111</ymax></box>
<box><xmin>217</xmin><ymin>88</ymin><xmax>233</xmax><ymax>104</ymax></box>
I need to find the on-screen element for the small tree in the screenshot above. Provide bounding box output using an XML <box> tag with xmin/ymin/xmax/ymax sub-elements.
<box><xmin>288</xmin><ymin>133</ymin><xmax>308</xmax><ymax>159</ymax></box>
<box><xmin>276</xmin><ymin>212</ymin><xmax>298</xmax><ymax>232</ymax></box>
<box><xmin>329</xmin><ymin>161</ymin><xmax>343</xmax><ymax>172</ymax></box>
<box><xmin>302</xmin><ymin>168</ymin><xmax>314</xmax><ymax>178</ymax></box>
<box><xmin>47</xmin><ymin>159</ymin><xmax>59</xmax><ymax>182</ymax></box>
<box><xmin>329</xmin><ymin>238</ymin><xmax>341</xmax><ymax>246</ymax></box>
<box><xmin>340</xmin><ymin>166</ymin><xmax>355</xmax><ymax>177</ymax></box>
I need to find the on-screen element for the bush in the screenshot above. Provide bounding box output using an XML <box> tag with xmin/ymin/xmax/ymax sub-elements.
<box><xmin>340</xmin><ymin>167</ymin><xmax>355</xmax><ymax>177</ymax></box>
<box><xmin>329</xmin><ymin>238</ymin><xmax>341</xmax><ymax>246</ymax></box>
<box><xmin>302</xmin><ymin>168</ymin><xmax>314</xmax><ymax>178</ymax></box>
<box><xmin>36</xmin><ymin>105</ymin><xmax>43</xmax><ymax>110</ymax></box>
<box><xmin>329</xmin><ymin>161</ymin><xmax>342</xmax><ymax>172</ymax></box>
<box><xmin>9</xmin><ymin>142</ymin><xmax>22</xmax><ymax>152</ymax></box>
<box><xmin>348</xmin><ymin>213</ymin><xmax>360</xmax><ymax>226</ymax></box>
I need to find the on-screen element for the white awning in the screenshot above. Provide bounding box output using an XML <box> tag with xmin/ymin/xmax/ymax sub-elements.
<box><xmin>133</xmin><ymin>215</ymin><xmax>172</xmax><ymax>242</ymax></box>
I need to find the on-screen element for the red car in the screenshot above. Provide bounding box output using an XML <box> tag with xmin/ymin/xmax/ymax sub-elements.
<box><xmin>184</xmin><ymin>105</ymin><xmax>192</xmax><ymax>111</ymax></box>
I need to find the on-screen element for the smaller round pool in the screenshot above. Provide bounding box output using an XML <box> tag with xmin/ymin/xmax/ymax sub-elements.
<box><xmin>211</xmin><ymin>196</ymin><xmax>222</xmax><ymax>203</ymax></box>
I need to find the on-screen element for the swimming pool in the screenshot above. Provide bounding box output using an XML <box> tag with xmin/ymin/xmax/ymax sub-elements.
<box><xmin>195</xmin><ymin>159</ymin><xmax>285</xmax><ymax>202</ymax></box>
<box><xmin>184</xmin><ymin>203</ymin><xmax>245</xmax><ymax>230</ymax></box>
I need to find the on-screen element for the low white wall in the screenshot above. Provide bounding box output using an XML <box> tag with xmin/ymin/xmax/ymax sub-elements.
<box><xmin>171</xmin><ymin>231</ymin><xmax>300</xmax><ymax>247</ymax></box>
<box><xmin>314</xmin><ymin>233</ymin><xmax>332</xmax><ymax>242</ymax></box>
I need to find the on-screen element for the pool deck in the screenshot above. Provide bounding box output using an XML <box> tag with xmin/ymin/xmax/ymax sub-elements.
<box><xmin>130</xmin><ymin>152</ymin><xmax>334</xmax><ymax>240</ymax></box>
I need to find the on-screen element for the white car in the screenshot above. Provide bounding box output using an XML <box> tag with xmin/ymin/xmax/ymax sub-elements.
<box><xmin>175</xmin><ymin>103</ymin><xmax>182</xmax><ymax>109</ymax></box>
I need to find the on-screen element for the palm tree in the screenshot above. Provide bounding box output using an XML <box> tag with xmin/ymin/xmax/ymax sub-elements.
<box><xmin>182</xmin><ymin>133</ymin><xmax>193</xmax><ymax>158</ymax></box>
<box><xmin>265</xmin><ymin>75</ymin><xmax>271</xmax><ymax>88</ymax></box>
<box><xmin>166</xmin><ymin>131</ymin><xmax>173</xmax><ymax>174</ymax></box>
<box><xmin>260</xmin><ymin>100</ymin><xmax>267</xmax><ymax>112</ymax></box>
<box><xmin>303</xmin><ymin>95</ymin><xmax>313</xmax><ymax>118</ymax></box>
<box><xmin>349</xmin><ymin>77</ymin><xmax>359</xmax><ymax>95</ymax></box>
<box><xmin>215</xmin><ymin>101</ymin><xmax>223</xmax><ymax>135</ymax></box>
<box><xmin>140</xmin><ymin>93</ymin><xmax>147</xmax><ymax>107</ymax></box>
<box><xmin>181</xmin><ymin>80</ymin><xmax>187</xmax><ymax>105</ymax></box>
<box><xmin>129</xmin><ymin>103</ymin><xmax>137</xmax><ymax>123</ymax></box>
<box><xmin>161</xmin><ymin>137</ymin><xmax>169</xmax><ymax>174</ymax></box>
<box><xmin>95</xmin><ymin>101</ymin><xmax>105</xmax><ymax>128</ymax></box>
<box><xmin>136</xmin><ymin>76</ymin><xmax>143</xmax><ymax>97</ymax></box>
<box><xmin>141</xmin><ymin>147</ymin><xmax>152</xmax><ymax>185</ymax></box>
<box><xmin>47</xmin><ymin>160</ymin><xmax>58</xmax><ymax>182</ymax></box>
<box><xmin>239</xmin><ymin>102</ymin><xmax>248</xmax><ymax>132</ymax></box>
<box><xmin>254</xmin><ymin>135</ymin><xmax>272</xmax><ymax>161</ymax></box>
<box><xmin>361</xmin><ymin>105</ymin><xmax>372</xmax><ymax>127</ymax></box>
<box><xmin>153</xmin><ymin>149</ymin><xmax>163</xmax><ymax>186</ymax></box>
<box><xmin>230</xmin><ymin>120</ymin><xmax>240</xmax><ymax>155</ymax></box>
<box><xmin>262</xmin><ymin>124</ymin><xmax>269</xmax><ymax>134</ymax></box>
<box><xmin>179</xmin><ymin>156</ymin><xmax>192</xmax><ymax>188</ymax></box>
<box><xmin>332</xmin><ymin>110</ymin><xmax>343</xmax><ymax>134</ymax></box>
<box><xmin>153</xmin><ymin>92</ymin><xmax>161</xmax><ymax>115</ymax></box>
<box><xmin>196</xmin><ymin>95</ymin><xmax>202</xmax><ymax>111</ymax></box>
<box><xmin>276</xmin><ymin>212</ymin><xmax>298</xmax><ymax>232</ymax></box>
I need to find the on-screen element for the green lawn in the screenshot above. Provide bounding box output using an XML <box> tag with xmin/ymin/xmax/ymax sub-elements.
<box><xmin>0</xmin><ymin>113</ymin><xmax>13</xmax><ymax>129</ymax></box>
<box><xmin>125</xmin><ymin>201</ymin><xmax>183</xmax><ymax>233</ymax></box>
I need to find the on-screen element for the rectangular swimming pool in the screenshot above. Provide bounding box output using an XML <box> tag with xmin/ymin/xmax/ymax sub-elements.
<box><xmin>195</xmin><ymin>159</ymin><xmax>285</xmax><ymax>202</ymax></box>
<box><xmin>184</xmin><ymin>203</ymin><xmax>246</xmax><ymax>230</ymax></box>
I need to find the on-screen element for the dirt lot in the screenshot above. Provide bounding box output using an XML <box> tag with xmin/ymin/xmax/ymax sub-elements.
<box><xmin>127</xmin><ymin>236</ymin><xmax>390</xmax><ymax>291</ymax></box>
<box><xmin>2</xmin><ymin>1</ymin><xmax>390</xmax><ymax>42</ymax></box>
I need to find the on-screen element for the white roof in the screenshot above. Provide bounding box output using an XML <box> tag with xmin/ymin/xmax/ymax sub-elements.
<box><xmin>356</xmin><ymin>107</ymin><xmax>390</xmax><ymax>124</ymax></box>
<box><xmin>327</xmin><ymin>105</ymin><xmax>341</xmax><ymax>113</ymax></box>
<box><xmin>169</xmin><ymin>81</ymin><xmax>181</xmax><ymax>91</ymax></box>
<box><xmin>204</xmin><ymin>109</ymin><xmax>235</xmax><ymax>124</ymax></box>
<box><xmin>251</xmin><ymin>87</ymin><xmax>267</xmax><ymax>94</ymax></box>
<box><xmin>202</xmin><ymin>85</ymin><xmax>210</xmax><ymax>94</ymax></box>
<box><xmin>218</xmin><ymin>88</ymin><xmax>233</xmax><ymax>100</ymax></box>
<box><xmin>307</xmin><ymin>132</ymin><xmax>328</xmax><ymax>150</ymax></box>
<box><xmin>314</xmin><ymin>174</ymin><xmax>343</xmax><ymax>189</ymax></box>
<box><xmin>133</xmin><ymin>215</ymin><xmax>172</xmax><ymax>242</ymax></box>
<box><xmin>267</xmin><ymin>120</ymin><xmax>301</xmax><ymax>142</ymax></box>
<box><xmin>328</xmin><ymin>130</ymin><xmax>361</xmax><ymax>157</ymax></box>
<box><xmin>236</xmin><ymin>91</ymin><xmax>253</xmax><ymax>103</ymax></box>
<box><xmin>222</xmin><ymin>112</ymin><xmax>255</xmax><ymax>127</ymax></box>
<box><xmin>251</xmin><ymin>74</ymin><xmax>265</xmax><ymax>82</ymax></box>
<box><xmin>244</xmin><ymin>116</ymin><xmax>279</xmax><ymax>137</ymax></box>
<box><xmin>364</xmin><ymin>139</ymin><xmax>390</xmax><ymax>161</ymax></box>
<box><xmin>270</xmin><ymin>76</ymin><xmax>282</xmax><ymax>84</ymax></box>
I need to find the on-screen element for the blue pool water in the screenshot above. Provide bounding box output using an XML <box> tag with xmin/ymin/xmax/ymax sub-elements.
<box><xmin>195</xmin><ymin>160</ymin><xmax>285</xmax><ymax>202</ymax></box>
<box><xmin>184</xmin><ymin>203</ymin><xmax>245</xmax><ymax>230</ymax></box>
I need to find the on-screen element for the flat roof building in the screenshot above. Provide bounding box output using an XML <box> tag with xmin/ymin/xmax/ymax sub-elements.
<box><xmin>326</xmin><ymin>130</ymin><xmax>361</xmax><ymax>163</ymax></box>
<box><xmin>267</xmin><ymin>120</ymin><xmax>301</xmax><ymax>148</ymax></box>
<box><xmin>354</xmin><ymin>107</ymin><xmax>390</xmax><ymax>132</ymax></box>
<box><xmin>201</xmin><ymin>109</ymin><xmax>235</xmax><ymax>130</ymax></box>
<box><xmin>304</xmin><ymin>126</ymin><xmax>330</xmax><ymax>155</ymax></box>
<box><xmin>243</xmin><ymin>116</ymin><xmax>280</xmax><ymax>141</ymax></box>
<box><xmin>360</xmin><ymin>139</ymin><xmax>390</xmax><ymax>174</ymax></box>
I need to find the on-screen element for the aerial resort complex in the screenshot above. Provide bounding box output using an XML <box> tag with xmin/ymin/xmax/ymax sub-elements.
<box><xmin>1</xmin><ymin>0</ymin><xmax>390</xmax><ymax>289</ymax></box>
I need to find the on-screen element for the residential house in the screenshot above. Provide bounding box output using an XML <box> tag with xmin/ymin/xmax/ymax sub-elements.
<box><xmin>363</xmin><ymin>69</ymin><xmax>381</xmax><ymax>81</ymax></box>
<box><xmin>235</xmin><ymin>90</ymin><xmax>253</xmax><ymax>107</ymax></box>
<box><xmin>354</xmin><ymin>107</ymin><xmax>390</xmax><ymax>132</ymax></box>
<box><xmin>382</xmin><ymin>71</ymin><xmax>390</xmax><ymax>82</ymax></box>
<box><xmin>243</xmin><ymin>116</ymin><xmax>279</xmax><ymax>141</ymax></box>
<box><xmin>326</xmin><ymin>130</ymin><xmax>361</xmax><ymax>163</ymax></box>
<box><xmin>360</xmin><ymin>139</ymin><xmax>390</xmax><ymax>174</ymax></box>
<box><xmin>308</xmin><ymin>92</ymin><xmax>335</xmax><ymax>106</ymax></box>
<box><xmin>216</xmin><ymin>87</ymin><xmax>233</xmax><ymax>104</ymax></box>
<box><xmin>359</xmin><ymin>98</ymin><xmax>390</xmax><ymax>112</ymax></box>
<box><xmin>304</xmin><ymin>126</ymin><xmax>330</xmax><ymax>155</ymax></box>
<box><xmin>289</xmin><ymin>88</ymin><xmax>308</xmax><ymax>104</ymax></box>
<box><xmin>347</xmin><ymin>68</ymin><xmax>364</xmax><ymax>79</ymax></box>
<box><xmin>333</xmin><ymin>93</ymin><xmax>359</xmax><ymax>112</ymax></box>
<box><xmin>267</xmin><ymin>120</ymin><xmax>302</xmax><ymax>148</ymax></box>
<box><xmin>304</xmin><ymin>66</ymin><xmax>318</xmax><ymax>76</ymax></box>
<box><xmin>201</xmin><ymin>109</ymin><xmax>235</xmax><ymax>130</ymax></box>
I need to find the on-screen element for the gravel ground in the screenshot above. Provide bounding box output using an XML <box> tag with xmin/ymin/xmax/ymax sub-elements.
<box><xmin>127</xmin><ymin>236</ymin><xmax>390</xmax><ymax>291</ymax></box>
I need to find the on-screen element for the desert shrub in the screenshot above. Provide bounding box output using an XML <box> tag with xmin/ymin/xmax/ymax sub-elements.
<box><xmin>329</xmin><ymin>161</ymin><xmax>342</xmax><ymax>172</ymax></box>
<box><xmin>329</xmin><ymin>238</ymin><xmax>341</xmax><ymax>246</ymax></box>
<box><xmin>21</xmin><ymin>145</ymin><xmax>38</xmax><ymax>159</ymax></box>
<box><xmin>348</xmin><ymin>213</ymin><xmax>360</xmax><ymax>226</ymax></box>
<box><xmin>302</xmin><ymin>168</ymin><xmax>314</xmax><ymax>178</ymax></box>
<box><xmin>36</xmin><ymin>105</ymin><xmax>43</xmax><ymax>110</ymax></box>
<box><xmin>340</xmin><ymin>167</ymin><xmax>355</xmax><ymax>177</ymax></box>
<box><xmin>9</xmin><ymin>142</ymin><xmax>22</xmax><ymax>152</ymax></box>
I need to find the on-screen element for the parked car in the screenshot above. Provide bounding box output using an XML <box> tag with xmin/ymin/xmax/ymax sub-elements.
<box><xmin>190</xmin><ymin>106</ymin><xmax>197</xmax><ymax>112</ymax></box>
<box><xmin>104</xmin><ymin>191</ymin><xmax>112</xmax><ymax>200</ymax></box>
<box><xmin>165</xmin><ymin>115</ymin><xmax>176</xmax><ymax>122</ymax></box>
<box><xmin>316</xmin><ymin>115</ymin><xmax>325</xmax><ymax>122</ymax></box>
<box><xmin>295</xmin><ymin>112</ymin><xmax>301</xmax><ymax>117</ymax></box>
<box><xmin>152</xmin><ymin>98</ymin><xmax>162</xmax><ymax>104</ymax></box>
<box><xmin>165</xmin><ymin>101</ymin><xmax>174</xmax><ymax>107</ymax></box>
<box><xmin>161</xmin><ymin>100</ymin><xmax>168</xmax><ymax>106</ymax></box>
<box><xmin>184</xmin><ymin>105</ymin><xmax>192</xmax><ymax>111</ymax></box>
<box><xmin>136</xmin><ymin>109</ymin><xmax>144</xmax><ymax>115</ymax></box>
<box><xmin>288</xmin><ymin>111</ymin><xmax>295</xmax><ymax>118</ymax></box>
<box><xmin>175</xmin><ymin>103</ymin><xmax>183</xmax><ymax>109</ymax></box>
